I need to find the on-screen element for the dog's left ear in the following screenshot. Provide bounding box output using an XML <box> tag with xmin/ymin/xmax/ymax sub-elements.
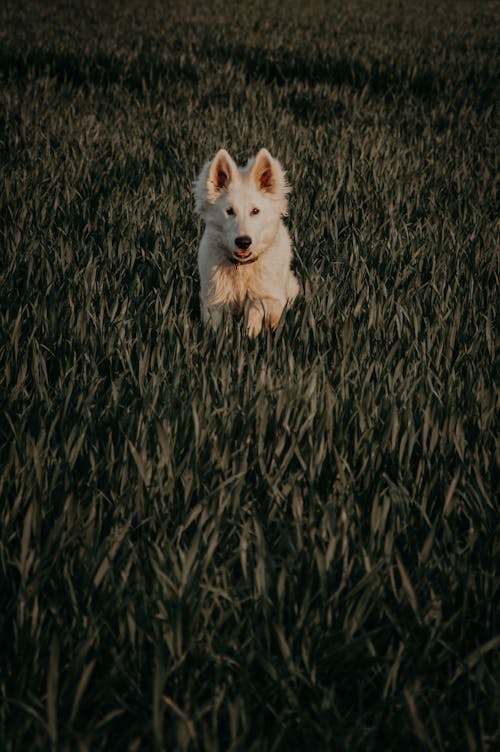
<box><xmin>251</xmin><ymin>149</ymin><xmax>289</xmax><ymax>212</ymax></box>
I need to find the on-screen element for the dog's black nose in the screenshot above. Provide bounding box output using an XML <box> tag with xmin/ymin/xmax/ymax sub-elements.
<box><xmin>235</xmin><ymin>235</ymin><xmax>252</xmax><ymax>250</ymax></box>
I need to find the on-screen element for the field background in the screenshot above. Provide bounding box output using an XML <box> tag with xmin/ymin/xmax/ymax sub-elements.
<box><xmin>1</xmin><ymin>0</ymin><xmax>498</xmax><ymax>749</ymax></box>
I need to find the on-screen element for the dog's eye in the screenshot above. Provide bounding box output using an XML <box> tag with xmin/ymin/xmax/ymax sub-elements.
<box><xmin>250</xmin><ymin>207</ymin><xmax>260</xmax><ymax>216</ymax></box>
<box><xmin>226</xmin><ymin>207</ymin><xmax>235</xmax><ymax>216</ymax></box>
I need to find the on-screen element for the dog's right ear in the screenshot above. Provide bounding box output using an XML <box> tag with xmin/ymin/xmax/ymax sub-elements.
<box><xmin>194</xmin><ymin>149</ymin><xmax>237</xmax><ymax>214</ymax></box>
<box><xmin>208</xmin><ymin>149</ymin><xmax>237</xmax><ymax>198</ymax></box>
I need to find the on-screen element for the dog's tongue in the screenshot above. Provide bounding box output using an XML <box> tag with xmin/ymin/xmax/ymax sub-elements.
<box><xmin>236</xmin><ymin>249</ymin><xmax>251</xmax><ymax>258</ymax></box>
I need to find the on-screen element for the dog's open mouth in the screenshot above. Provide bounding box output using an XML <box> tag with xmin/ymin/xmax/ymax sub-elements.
<box><xmin>233</xmin><ymin>249</ymin><xmax>252</xmax><ymax>260</ymax></box>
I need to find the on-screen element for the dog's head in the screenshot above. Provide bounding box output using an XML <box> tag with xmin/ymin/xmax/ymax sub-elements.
<box><xmin>194</xmin><ymin>148</ymin><xmax>289</xmax><ymax>263</ymax></box>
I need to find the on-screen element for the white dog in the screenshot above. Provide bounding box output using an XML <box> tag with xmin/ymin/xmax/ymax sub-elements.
<box><xmin>194</xmin><ymin>148</ymin><xmax>299</xmax><ymax>336</ymax></box>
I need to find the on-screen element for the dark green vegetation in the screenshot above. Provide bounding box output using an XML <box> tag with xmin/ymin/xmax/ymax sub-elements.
<box><xmin>1</xmin><ymin>0</ymin><xmax>499</xmax><ymax>749</ymax></box>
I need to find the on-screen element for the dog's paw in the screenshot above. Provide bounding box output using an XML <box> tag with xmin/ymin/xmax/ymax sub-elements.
<box><xmin>247</xmin><ymin>320</ymin><xmax>263</xmax><ymax>338</ymax></box>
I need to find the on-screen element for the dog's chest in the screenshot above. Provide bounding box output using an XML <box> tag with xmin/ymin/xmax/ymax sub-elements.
<box><xmin>226</xmin><ymin>264</ymin><xmax>263</xmax><ymax>315</ymax></box>
<box><xmin>228</xmin><ymin>266</ymin><xmax>251</xmax><ymax>315</ymax></box>
<box><xmin>208</xmin><ymin>260</ymin><xmax>269</xmax><ymax>314</ymax></box>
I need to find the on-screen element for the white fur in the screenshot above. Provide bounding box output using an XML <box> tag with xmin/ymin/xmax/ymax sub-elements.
<box><xmin>194</xmin><ymin>148</ymin><xmax>299</xmax><ymax>336</ymax></box>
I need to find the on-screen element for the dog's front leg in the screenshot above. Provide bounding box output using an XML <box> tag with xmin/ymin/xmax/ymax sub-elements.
<box><xmin>247</xmin><ymin>300</ymin><xmax>265</xmax><ymax>337</ymax></box>
<box><xmin>261</xmin><ymin>297</ymin><xmax>286</xmax><ymax>329</ymax></box>
<box><xmin>247</xmin><ymin>298</ymin><xmax>285</xmax><ymax>336</ymax></box>
<box><xmin>203</xmin><ymin>304</ymin><xmax>223</xmax><ymax>331</ymax></box>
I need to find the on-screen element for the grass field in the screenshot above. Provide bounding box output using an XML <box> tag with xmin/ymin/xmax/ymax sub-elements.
<box><xmin>1</xmin><ymin>0</ymin><xmax>499</xmax><ymax>749</ymax></box>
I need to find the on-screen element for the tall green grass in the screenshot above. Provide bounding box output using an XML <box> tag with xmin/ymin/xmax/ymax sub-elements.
<box><xmin>1</xmin><ymin>0</ymin><xmax>498</xmax><ymax>749</ymax></box>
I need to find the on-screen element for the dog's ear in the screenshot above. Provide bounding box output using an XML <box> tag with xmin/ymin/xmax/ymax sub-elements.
<box><xmin>252</xmin><ymin>149</ymin><xmax>276</xmax><ymax>192</ymax></box>
<box><xmin>208</xmin><ymin>149</ymin><xmax>236</xmax><ymax>197</ymax></box>
<box><xmin>251</xmin><ymin>149</ymin><xmax>289</xmax><ymax>213</ymax></box>
<box><xmin>194</xmin><ymin>149</ymin><xmax>238</xmax><ymax>214</ymax></box>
